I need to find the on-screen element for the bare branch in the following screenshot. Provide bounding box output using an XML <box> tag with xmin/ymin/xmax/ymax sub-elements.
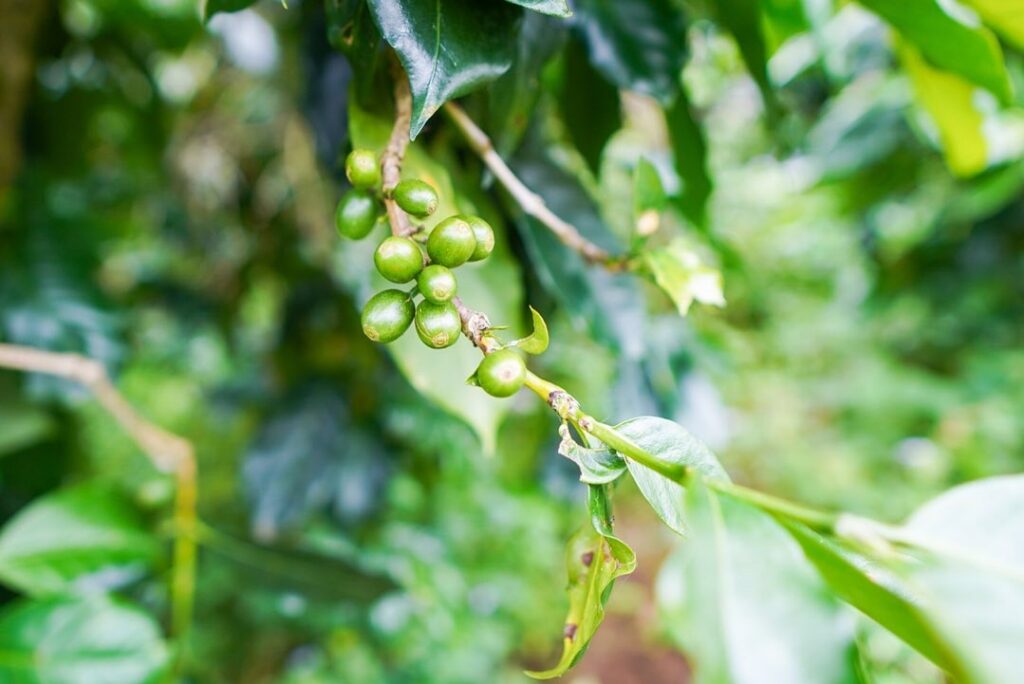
<box><xmin>0</xmin><ymin>343</ymin><xmax>198</xmax><ymax>641</ymax></box>
<box><xmin>443</xmin><ymin>102</ymin><xmax>626</xmax><ymax>270</ymax></box>
<box><xmin>381</xmin><ymin>67</ymin><xmax>417</xmax><ymax>237</ymax></box>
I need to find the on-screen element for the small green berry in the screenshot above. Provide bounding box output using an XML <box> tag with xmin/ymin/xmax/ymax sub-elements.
<box><xmin>361</xmin><ymin>289</ymin><xmax>414</xmax><ymax>343</ymax></box>
<box><xmin>414</xmin><ymin>301</ymin><xmax>461</xmax><ymax>349</ymax></box>
<box><xmin>335</xmin><ymin>190</ymin><xmax>378</xmax><ymax>240</ymax></box>
<box><xmin>394</xmin><ymin>179</ymin><xmax>439</xmax><ymax>218</ymax></box>
<box><xmin>427</xmin><ymin>216</ymin><xmax>477</xmax><ymax>268</ymax></box>
<box><xmin>465</xmin><ymin>215</ymin><xmax>495</xmax><ymax>262</ymax></box>
<box><xmin>475</xmin><ymin>349</ymin><xmax>527</xmax><ymax>398</ymax></box>
<box><xmin>374</xmin><ymin>236</ymin><xmax>424</xmax><ymax>283</ymax></box>
<box><xmin>346</xmin><ymin>149</ymin><xmax>381</xmax><ymax>190</ymax></box>
<box><xmin>416</xmin><ymin>264</ymin><xmax>457</xmax><ymax>303</ymax></box>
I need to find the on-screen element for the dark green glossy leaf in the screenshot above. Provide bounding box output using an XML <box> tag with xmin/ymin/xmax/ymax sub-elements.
<box><xmin>859</xmin><ymin>0</ymin><xmax>1011</xmax><ymax>103</ymax></box>
<box><xmin>659</xmin><ymin>481</ymin><xmax>859</xmax><ymax>684</ymax></box>
<box><xmin>511</xmin><ymin>306</ymin><xmax>550</xmax><ymax>354</ymax></box>
<box><xmin>711</xmin><ymin>0</ymin><xmax>777</xmax><ymax>114</ymax></box>
<box><xmin>558</xmin><ymin>37</ymin><xmax>622</xmax><ymax>174</ymax></box>
<box><xmin>613</xmin><ymin>416</ymin><xmax>728</xmax><ymax>536</ymax></box>
<box><xmin>572</xmin><ymin>0</ymin><xmax>688</xmax><ymax>104</ymax></box>
<box><xmin>326</xmin><ymin>0</ymin><xmax>383</xmax><ymax>107</ymax></box>
<box><xmin>666</xmin><ymin>84</ymin><xmax>712</xmax><ymax>228</ymax></box>
<box><xmin>367</xmin><ymin>0</ymin><xmax>521</xmax><ymax>138</ymax></box>
<box><xmin>504</xmin><ymin>0</ymin><xmax>571</xmax><ymax>17</ymax></box>
<box><xmin>526</xmin><ymin>486</ymin><xmax>635</xmax><ymax>679</ymax></box>
<box><xmin>0</xmin><ymin>484</ymin><xmax>159</xmax><ymax>596</ymax></box>
<box><xmin>0</xmin><ymin>597</ymin><xmax>170</xmax><ymax>683</ymax></box>
<box><xmin>488</xmin><ymin>12</ymin><xmax>567</xmax><ymax>156</ymax></box>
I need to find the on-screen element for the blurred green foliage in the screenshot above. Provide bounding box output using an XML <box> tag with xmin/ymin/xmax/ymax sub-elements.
<box><xmin>0</xmin><ymin>0</ymin><xmax>1022</xmax><ymax>682</ymax></box>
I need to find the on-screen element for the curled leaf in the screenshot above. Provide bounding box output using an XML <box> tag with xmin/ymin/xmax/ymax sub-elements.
<box><xmin>643</xmin><ymin>239</ymin><xmax>726</xmax><ymax>317</ymax></box>
<box><xmin>526</xmin><ymin>486</ymin><xmax>635</xmax><ymax>679</ymax></box>
<box><xmin>558</xmin><ymin>424</ymin><xmax>627</xmax><ymax>484</ymax></box>
<box><xmin>511</xmin><ymin>306</ymin><xmax>550</xmax><ymax>354</ymax></box>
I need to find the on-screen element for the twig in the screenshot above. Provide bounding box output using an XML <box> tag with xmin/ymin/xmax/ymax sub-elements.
<box><xmin>443</xmin><ymin>102</ymin><xmax>626</xmax><ymax>270</ymax></box>
<box><xmin>0</xmin><ymin>344</ymin><xmax>199</xmax><ymax>644</ymax></box>
<box><xmin>381</xmin><ymin>67</ymin><xmax>416</xmax><ymax>237</ymax></box>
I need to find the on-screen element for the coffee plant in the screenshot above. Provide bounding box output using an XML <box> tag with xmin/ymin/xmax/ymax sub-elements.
<box><xmin>0</xmin><ymin>0</ymin><xmax>1022</xmax><ymax>682</ymax></box>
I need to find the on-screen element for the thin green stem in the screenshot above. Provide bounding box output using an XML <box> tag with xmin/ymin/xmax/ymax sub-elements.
<box><xmin>708</xmin><ymin>480</ymin><xmax>840</xmax><ymax>533</ymax></box>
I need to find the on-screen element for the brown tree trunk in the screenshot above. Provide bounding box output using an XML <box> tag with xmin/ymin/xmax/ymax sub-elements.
<box><xmin>0</xmin><ymin>0</ymin><xmax>51</xmax><ymax>201</ymax></box>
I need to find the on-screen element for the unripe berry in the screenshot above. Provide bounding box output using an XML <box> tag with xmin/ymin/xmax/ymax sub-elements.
<box><xmin>414</xmin><ymin>301</ymin><xmax>461</xmax><ymax>349</ymax></box>
<box><xmin>427</xmin><ymin>216</ymin><xmax>477</xmax><ymax>268</ymax></box>
<box><xmin>475</xmin><ymin>349</ymin><xmax>527</xmax><ymax>398</ymax></box>
<box><xmin>335</xmin><ymin>190</ymin><xmax>378</xmax><ymax>240</ymax></box>
<box><xmin>361</xmin><ymin>289</ymin><xmax>414</xmax><ymax>343</ymax></box>
<box><xmin>465</xmin><ymin>215</ymin><xmax>495</xmax><ymax>262</ymax></box>
<box><xmin>374</xmin><ymin>236</ymin><xmax>424</xmax><ymax>283</ymax></box>
<box><xmin>416</xmin><ymin>264</ymin><xmax>457</xmax><ymax>303</ymax></box>
<box><xmin>346</xmin><ymin>149</ymin><xmax>381</xmax><ymax>190</ymax></box>
<box><xmin>394</xmin><ymin>179</ymin><xmax>438</xmax><ymax>218</ymax></box>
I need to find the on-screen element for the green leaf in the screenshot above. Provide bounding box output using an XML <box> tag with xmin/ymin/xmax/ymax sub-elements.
<box><xmin>526</xmin><ymin>486</ymin><xmax>636</xmax><ymax>679</ymax></box>
<box><xmin>666</xmin><ymin>85</ymin><xmax>712</xmax><ymax>228</ymax></box>
<box><xmin>572</xmin><ymin>0</ymin><xmax>688</xmax><ymax>104</ymax></box>
<box><xmin>613</xmin><ymin>416</ymin><xmax>728</xmax><ymax>536</ymax></box>
<box><xmin>326</xmin><ymin>0</ymin><xmax>383</xmax><ymax>107</ymax></box>
<box><xmin>0</xmin><ymin>596</ymin><xmax>170</xmax><ymax>683</ymax></box>
<box><xmin>344</xmin><ymin>97</ymin><xmax>524</xmax><ymax>451</ymax></box>
<box><xmin>899</xmin><ymin>41</ymin><xmax>989</xmax><ymax>177</ymax></box>
<box><xmin>200</xmin><ymin>0</ymin><xmax>260</xmax><ymax>21</ymax></box>
<box><xmin>895</xmin><ymin>475</ymin><xmax>1024</xmax><ymax>683</ymax></box>
<box><xmin>858</xmin><ymin>0</ymin><xmax>1011</xmax><ymax>103</ymax></box>
<box><xmin>632</xmin><ymin>157</ymin><xmax>666</xmax><ymax>240</ymax></box>
<box><xmin>503</xmin><ymin>0</ymin><xmax>571</xmax><ymax>17</ymax></box>
<box><xmin>558</xmin><ymin>427</ymin><xmax>626</xmax><ymax>484</ymax></box>
<box><xmin>643</xmin><ymin>239</ymin><xmax>726</xmax><ymax>317</ymax></box>
<box><xmin>962</xmin><ymin>0</ymin><xmax>1024</xmax><ymax>48</ymax></box>
<box><xmin>367</xmin><ymin>0</ymin><xmax>521</xmax><ymax>139</ymax></box>
<box><xmin>659</xmin><ymin>481</ymin><xmax>859</xmax><ymax>684</ymax></box>
<box><xmin>511</xmin><ymin>306</ymin><xmax>549</xmax><ymax>354</ymax></box>
<box><xmin>783</xmin><ymin>523</ymin><xmax>956</xmax><ymax>671</ymax></box>
<box><xmin>558</xmin><ymin>37</ymin><xmax>622</xmax><ymax>174</ymax></box>
<box><xmin>0</xmin><ymin>400</ymin><xmax>55</xmax><ymax>457</ymax></box>
<box><xmin>0</xmin><ymin>484</ymin><xmax>160</xmax><ymax>596</ymax></box>
<box><xmin>711</xmin><ymin>0</ymin><xmax>778</xmax><ymax>114</ymax></box>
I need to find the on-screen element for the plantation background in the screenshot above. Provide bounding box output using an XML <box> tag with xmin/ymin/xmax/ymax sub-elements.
<box><xmin>1</xmin><ymin>0</ymin><xmax>1022</xmax><ymax>682</ymax></box>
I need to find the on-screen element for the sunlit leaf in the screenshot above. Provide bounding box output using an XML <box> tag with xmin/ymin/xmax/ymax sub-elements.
<box><xmin>900</xmin><ymin>41</ymin><xmax>989</xmax><ymax>177</ymax></box>
<box><xmin>643</xmin><ymin>240</ymin><xmax>726</xmax><ymax>317</ymax></box>
<box><xmin>0</xmin><ymin>484</ymin><xmax>159</xmax><ymax>596</ymax></box>
<box><xmin>0</xmin><ymin>597</ymin><xmax>170</xmax><ymax>684</ymax></box>
<box><xmin>632</xmin><ymin>157</ymin><xmax>666</xmax><ymax>240</ymax></box>
<box><xmin>859</xmin><ymin>0</ymin><xmax>1011</xmax><ymax>103</ymax></box>
<box><xmin>503</xmin><ymin>0</ymin><xmax>571</xmax><ymax>17</ymax></box>
<box><xmin>658</xmin><ymin>481</ymin><xmax>859</xmax><ymax>684</ymax></box>
<box><xmin>962</xmin><ymin>0</ymin><xmax>1024</xmax><ymax>48</ymax></box>
<box><xmin>613</xmin><ymin>416</ymin><xmax>728</xmax><ymax>536</ymax></box>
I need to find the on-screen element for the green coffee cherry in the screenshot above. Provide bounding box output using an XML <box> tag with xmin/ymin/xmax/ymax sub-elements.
<box><xmin>427</xmin><ymin>216</ymin><xmax>477</xmax><ymax>268</ymax></box>
<box><xmin>414</xmin><ymin>301</ymin><xmax>461</xmax><ymax>349</ymax></box>
<box><xmin>475</xmin><ymin>349</ymin><xmax>527</xmax><ymax>398</ymax></box>
<box><xmin>394</xmin><ymin>179</ymin><xmax>438</xmax><ymax>218</ymax></box>
<box><xmin>465</xmin><ymin>215</ymin><xmax>495</xmax><ymax>262</ymax></box>
<box><xmin>416</xmin><ymin>264</ymin><xmax>457</xmax><ymax>303</ymax></box>
<box><xmin>335</xmin><ymin>190</ymin><xmax>378</xmax><ymax>240</ymax></box>
<box><xmin>374</xmin><ymin>236</ymin><xmax>424</xmax><ymax>283</ymax></box>
<box><xmin>346</xmin><ymin>149</ymin><xmax>381</xmax><ymax>190</ymax></box>
<box><xmin>361</xmin><ymin>289</ymin><xmax>414</xmax><ymax>343</ymax></box>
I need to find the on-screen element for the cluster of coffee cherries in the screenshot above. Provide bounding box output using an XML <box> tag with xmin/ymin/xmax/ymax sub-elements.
<box><xmin>335</xmin><ymin>148</ymin><xmax>527</xmax><ymax>398</ymax></box>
